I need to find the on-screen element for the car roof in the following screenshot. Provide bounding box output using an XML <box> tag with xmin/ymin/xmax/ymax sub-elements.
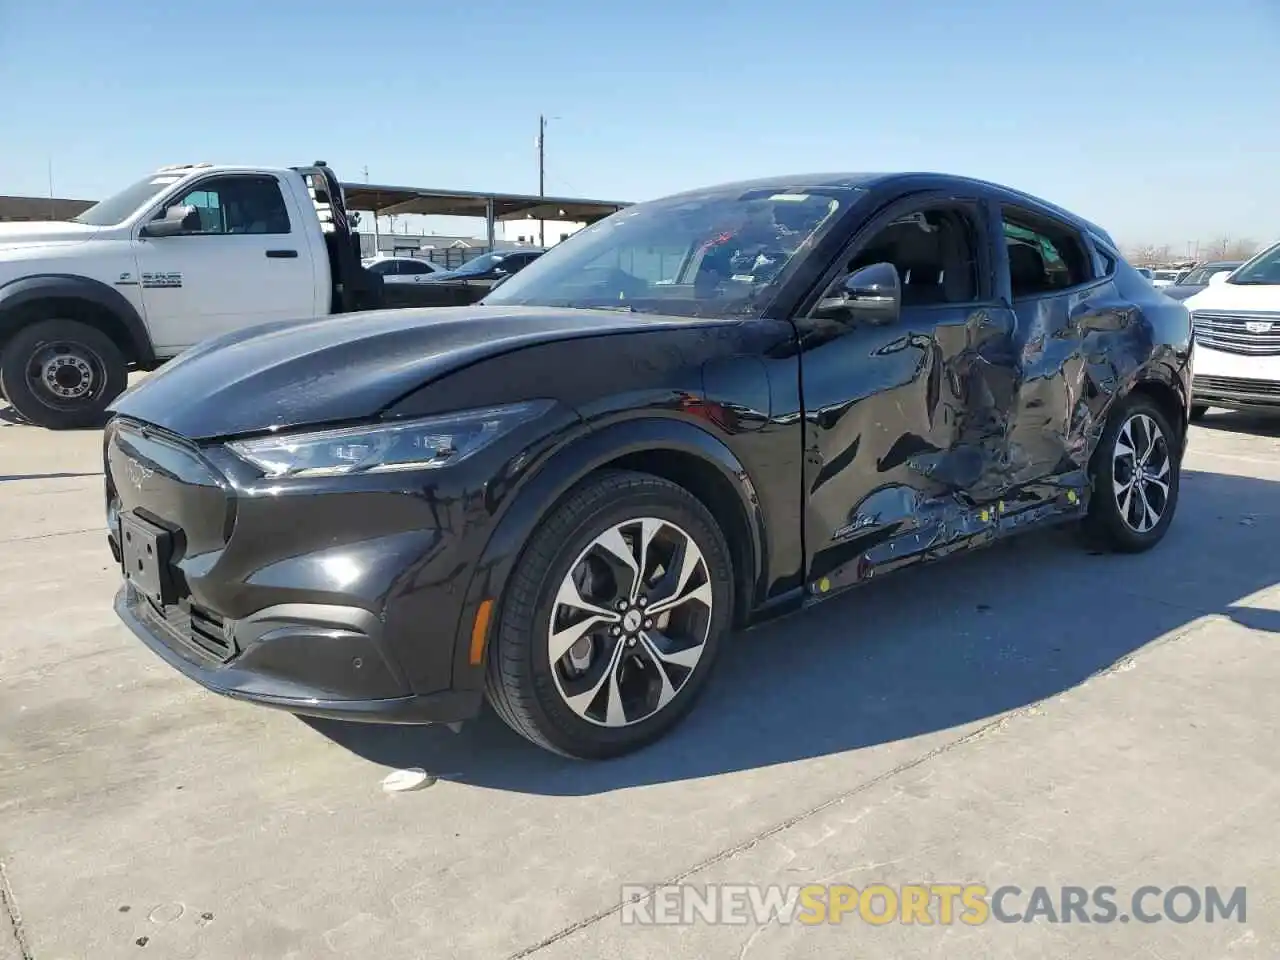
<box><xmin>658</xmin><ymin>172</ymin><xmax>1118</xmax><ymax>252</ymax></box>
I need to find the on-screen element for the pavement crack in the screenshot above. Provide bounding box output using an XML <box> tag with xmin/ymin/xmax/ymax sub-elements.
<box><xmin>504</xmin><ymin>713</ymin><xmax>1013</xmax><ymax>960</ymax></box>
<box><xmin>1</xmin><ymin>527</ymin><xmax>101</xmax><ymax>545</ymax></box>
<box><xmin>1</xmin><ymin>860</ymin><xmax>33</xmax><ymax>960</ymax></box>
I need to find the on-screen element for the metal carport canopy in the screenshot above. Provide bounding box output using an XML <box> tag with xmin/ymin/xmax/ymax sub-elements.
<box><xmin>339</xmin><ymin>182</ymin><xmax>632</xmax><ymax>246</ymax></box>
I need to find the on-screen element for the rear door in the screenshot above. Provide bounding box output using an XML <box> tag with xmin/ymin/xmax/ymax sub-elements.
<box><xmin>133</xmin><ymin>174</ymin><xmax>315</xmax><ymax>353</ymax></box>
<box><xmin>994</xmin><ymin>203</ymin><xmax>1122</xmax><ymax>501</ymax></box>
<box><xmin>795</xmin><ymin>191</ymin><xmax>1019</xmax><ymax>589</ymax></box>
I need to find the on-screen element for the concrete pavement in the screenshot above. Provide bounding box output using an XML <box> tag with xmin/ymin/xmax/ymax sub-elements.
<box><xmin>1</xmin><ymin>402</ymin><xmax>1277</xmax><ymax>959</ymax></box>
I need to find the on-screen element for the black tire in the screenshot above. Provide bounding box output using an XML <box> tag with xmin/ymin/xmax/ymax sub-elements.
<box><xmin>0</xmin><ymin>319</ymin><xmax>127</xmax><ymax>429</ymax></box>
<box><xmin>1082</xmin><ymin>393</ymin><xmax>1181</xmax><ymax>553</ymax></box>
<box><xmin>485</xmin><ymin>470</ymin><xmax>734</xmax><ymax>759</ymax></box>
<box><xmin>1189</xmin><ymin>404</ymin><xmax>1208</xmax><ymax>422</ymax></box>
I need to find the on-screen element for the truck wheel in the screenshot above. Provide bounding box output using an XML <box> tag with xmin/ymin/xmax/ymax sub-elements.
<box><xmin>1082</xmin><ymin>393</ymin><xmax>1181</xmax><ymax>553</ymax></box>
<box><xmin>0</xmin><ymin>319</ymin><xmax>127</xmax><ymax>429</ymax></box>
<box><xmin>1189</xmin><ymin>404</ymin><xmax>1208</xmax><ymax>422</ymax></box>
<box><xmin>486</xmin><ymin>470</ymin><xmax>734</xmax><ymax>759</ymax></box>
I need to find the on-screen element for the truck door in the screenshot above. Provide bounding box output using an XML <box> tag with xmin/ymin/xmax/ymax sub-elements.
<box><xmin>132</xmin><ymin>173</ymin><xmax>316</xmax><ymax>354</ymax></box>
<box><xmin>796</xmin><ymin>194</ymin><xmax>1019</xmax><ymax>590</ymax></box>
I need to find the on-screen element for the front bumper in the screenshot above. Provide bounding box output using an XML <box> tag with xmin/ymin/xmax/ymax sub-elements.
<box><xmin>1192</xmin><ymin>374</ymin><xmax>1280</xmax><ymax>412</ymax></box>
<box><xmin>103</xmin><ymin>416</ymin><xmax>510</xmax><ymax>726</ymax></box>
<box><xmin>115</xmin><ymin>583</ymin><xmax>483</xmax><ymax>723</ymax></box>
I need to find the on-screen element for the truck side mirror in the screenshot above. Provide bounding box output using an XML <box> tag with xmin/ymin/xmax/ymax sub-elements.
<box><xmin>140</xmin><ymin>204</ymin><xmax>200</xmax><ymax>238</ymax></box>
<box><xmin>814</xmin><ymin>262</ymin><xmax>901</xmax><ymax>325</ymax></box>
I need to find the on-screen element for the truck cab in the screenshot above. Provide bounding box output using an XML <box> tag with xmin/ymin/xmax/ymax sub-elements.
<box><xmin>0</xmin><ymin>162</ymin><xmax>378</xmax><ymax>428</ymax></box>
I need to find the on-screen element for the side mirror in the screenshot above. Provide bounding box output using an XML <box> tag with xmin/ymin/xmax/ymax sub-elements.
<box><xmin>815</xmin><ymin>262</ymin><xmax>901</xmax><ymax>325</ymax></box>
<box><xmin>140</xmin><ymin>204</ymin><xmax>199</xmax><ymax>238</ymax></box>
<box><xmin>1208</xmin><ymin>271</ymin><xmax>1232</xmax><ymax>286</ymax></box>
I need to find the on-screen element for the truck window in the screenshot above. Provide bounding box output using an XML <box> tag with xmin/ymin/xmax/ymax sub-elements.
<box><xmin>166</xmin><ymin>176</ymin><xmax>292</xmax><ymax>235</ymax></box>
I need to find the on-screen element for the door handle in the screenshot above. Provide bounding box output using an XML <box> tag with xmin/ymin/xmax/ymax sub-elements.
<box><xmin>266</xmin><ymin>249</ymin><xmax>298</xmax><ymax>258</ymax></box>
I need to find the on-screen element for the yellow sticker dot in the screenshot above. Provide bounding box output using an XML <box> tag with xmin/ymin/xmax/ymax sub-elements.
<box><xmin>818</xmin><ymin>577</ymin><xmax>831</xmax><ymax>593</ymax></box>
<box><xmin>997</xmin><ymin>501</ymin><xmax>1005</xmax><ymax>513</ymax></box>
<box><xmin>1067</xmin><ymin>490</ymin><xmax>1078</xmax><ymax>504</ymax></box>
<box><xmin>979</xmin><ymin>510</ymin><xmax>990</xmax><ymax>522</ymax></box>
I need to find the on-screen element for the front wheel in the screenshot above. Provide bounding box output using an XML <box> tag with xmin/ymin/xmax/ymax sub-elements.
<box><xmin>1083</xmin><ymin>394</ymin><xmax>1181</xmax><ymax>553</ymax></box>
<box><xmin>0</xmin><ymin>319</ymin><xmax>127</xmax><ymax>429</ymax></box>
<box><xmin>486</xmin><ymin>470</ymin><xmax>734</xmax><ymax>759</ymax></box>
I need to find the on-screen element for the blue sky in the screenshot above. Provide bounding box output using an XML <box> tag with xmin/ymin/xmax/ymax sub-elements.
<box><xmin>1</xmin><ymin>0</ymin><xmax>1277</xmax><ymax>249</ymax></box>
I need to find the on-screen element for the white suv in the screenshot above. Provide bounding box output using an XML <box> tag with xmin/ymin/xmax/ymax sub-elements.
<box><xmin>1184</xmin><ymin>240</ymin><xmax>1280</xmax><ymax>419</ymax></box>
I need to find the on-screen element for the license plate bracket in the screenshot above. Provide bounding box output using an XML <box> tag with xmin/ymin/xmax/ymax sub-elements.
<box><xmin>120</xmin><ymin>513</ymin><xmax>176</xmax><ymax>606</ymax></box>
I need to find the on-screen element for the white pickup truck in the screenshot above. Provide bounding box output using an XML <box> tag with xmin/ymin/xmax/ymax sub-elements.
<box><xmin>0</xmin><ymin>162</ymin><xmax>396</xmax><ymax>428</ymax></box>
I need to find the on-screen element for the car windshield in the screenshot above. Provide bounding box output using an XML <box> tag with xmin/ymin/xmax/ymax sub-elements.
<box><xmin>451</xmin><ymin>253</ymin><xmax>509</xmax><ymax>277</ymax></box>
<box><xmin>1153</xmin><ymin>270</ymin><xmax>1179</xmax><ymax>281</ymax></box>
<box><xmin>71</xmin><ymin>174</ymin><xmax>183</xmax><ymax>226</ymax></box>
<box><xmin>483</xmin><ymin>187</ymin><xmax>851</xmax><ymax>319</ymax></box>
<box><xmin>1180</xmin><ymin>263</ymin><xmax>1241</xmax><ymax>285</ymax></box>
<box><xmin>1228</xmin><ymin>243</ymin><xmax>1280</xmax><ymax>285</ymax></box>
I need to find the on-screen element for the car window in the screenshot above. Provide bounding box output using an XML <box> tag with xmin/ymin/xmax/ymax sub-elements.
<box><xmin>1225</xmin><ymin>244</ymin><xmax>1280</xmax><ymax>285</ymax></box>
<box><xmin>484</xmin><ymin>188</ymin><xmax>850</xmax><ymax>319</ymax></box>
<box><xmin>828</xmin><ymin>205</ymin><xmax>983</xmax><ymax>307</ymax></box>
<box><xmin>1002</xmin><ymin>211</ymin><xmax>1092</xmax><ymax>298</ymax></box>
<box><xmin>398</xmin><ymin>259</ymin><xmax>434</xmax><ymax>275</ymax></box>
<box><xmin>365</xmin><ymin>260</ymin><xmax>397</xmax><ymax>275</ymax></box>
<box><xmin>164</xmin><ymin>176</ymin><xmax>291</xmax><ymax>235</ymax></box>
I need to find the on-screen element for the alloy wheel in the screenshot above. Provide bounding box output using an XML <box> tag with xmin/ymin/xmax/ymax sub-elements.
<box><xmin>548</xmin><ymin>517</ymin><xmax>713</xmax><ymax>728</ymax></box>
<box><xmin>1112</xmin><ymin>413</ymin><xmax>1171</xmax><ymax>534</ymax></box>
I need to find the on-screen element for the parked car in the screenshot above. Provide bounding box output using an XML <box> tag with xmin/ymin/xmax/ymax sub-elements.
<box><xmin>1185</xmin><ymin>240</ymin><xmax>1280</xmax><ymax>418</ymax></box>
<box><xmin>106</xmin><ymin>172</ymin><xmax>1192</xmax><ymax>759</ymax></box>
<box><xmin>0</xmin><ymin>161</ymin><xmax>440</xmax><ymax>429</ymax></box>
<box><xmin>361</xmin><ymin>255</ymin><xmax>449</xmax><ymax>283</ymax></box>
<box><xmin>1150</xmin><ymin>269</ymin><xmax>1182</xmax><ymax>288</ymax></box>
<box><xmin>1136</xmin><ymin>267</ymin><xmax>1155</xmax><ymax>281</ymax></box>
<box><xmin>377</xmin><ymin>248</ymin><xmax>549</xmax><ymax>309</ymax></box>
<box><xmin>1160</xmin><ymin>261</ymin><xmax>1243</xmax><ymax>302</ymax></box>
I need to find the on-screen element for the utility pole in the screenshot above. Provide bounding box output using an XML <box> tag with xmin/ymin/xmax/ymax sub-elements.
<box><xmin>537</xmin><ymin>114</ymin><xmax>546</xmax><ymax>248</ymax></box>
<box><xmin>47</xmin><ymin>158</ymin><xmax>54</xmax><ymax>219</ymax></box>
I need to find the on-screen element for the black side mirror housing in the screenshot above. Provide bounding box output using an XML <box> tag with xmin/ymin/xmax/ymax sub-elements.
<box><xmin>815</xmin><ymin>261</ymin><xmax>901</xmax><ymax>325</ymax></box>
<box><xmin>140</xmin><ymin>204</ymin><xmax>200</xmax><ymax>238</ymax></box>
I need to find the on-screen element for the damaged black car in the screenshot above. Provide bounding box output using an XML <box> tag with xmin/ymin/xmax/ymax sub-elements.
<box><xmin>105</xmin><ymin>172</ymin><xmax>1193</xmax><ymax>759</ymax></box>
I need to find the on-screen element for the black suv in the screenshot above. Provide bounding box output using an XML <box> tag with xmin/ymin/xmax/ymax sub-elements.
<box><xmin>106</xmin><ymin>173</ymin><xmax>1193</xmax><ymax>758</ymax></box>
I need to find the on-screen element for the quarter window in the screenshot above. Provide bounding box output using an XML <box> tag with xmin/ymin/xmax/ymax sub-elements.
<box><xmin>1002</xmin><ymin>211</ymin><xmax>1091</xmax><ymax>297</ymax></box>
<box><xmin>164</xmin><ymin>176</ymin><xmax>291</xmax><ymax>235</ymax></box>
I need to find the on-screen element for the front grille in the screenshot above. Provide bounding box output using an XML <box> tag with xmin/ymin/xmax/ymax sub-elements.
<box><xmin>1194</xmin><ymin>375</ymin><xmax>1280</xmax><ymax>399</ymax></box>
<box><xmin>141</xmin><ymin>592</ymin><xmax>235</xmax><ymax>662</ymax></box>
<box><xmin>1192</xmin><ymin>311</ymin><xmax>1280</xmax><ymax>356</ymax></box>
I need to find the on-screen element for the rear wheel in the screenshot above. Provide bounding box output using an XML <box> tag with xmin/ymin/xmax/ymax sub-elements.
<box><xmin>1189</xmin><ymin>404</ymin><xmax>1208</xmax><ymax>422</ymax></box>
<box><xmin>0</xmin><ymin>319</ymin><xmax>127</xmax><ymax>429</ymax></box>
<box><xmin>1083</xmin><ymin>394</ymin><xmax>1180</xmax><ymax>552</ymax></box>
<box><xmin>486</xmin><ymin>470</ymin><xmax>734</xmax><ymax>759</ymax></box>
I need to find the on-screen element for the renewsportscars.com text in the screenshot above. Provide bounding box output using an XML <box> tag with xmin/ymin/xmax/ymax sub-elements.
<box><xmin>619</xmin><ymin>883</ymin><xmax>1247</xmax><ymax>926</ymax></box>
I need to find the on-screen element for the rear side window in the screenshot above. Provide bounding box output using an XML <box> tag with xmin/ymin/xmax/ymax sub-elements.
<box><xmin>1002</xmin><ymin>210</ymin><xmax>1092</xmax><ymax>298</ymax></box>
<box><xmin>399</xmin><ymin>260</ymin><xmax>434</xmax><ymax>275</ymax></box>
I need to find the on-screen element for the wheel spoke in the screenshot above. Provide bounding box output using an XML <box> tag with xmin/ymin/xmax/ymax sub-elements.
<box><xmin>594</xmin><ymin>526</ymin><xmax>640</xmax><ymax>600</ymax></box>
<box><xmin>647</xmin><ymin>533</ymin><xmax>709</xmax><ymax>616</ymax></box>
<box><xmin>640</xmin><ymin>629</ymin><xmax>705</xmax><ymax>670</ymax></box>
<box><xmin>1149</xmin><ymin>456</ymin><xmax>1169</xmax><ymax>480</ymax></box>
<box><xmin>564</xmin><ymin>640</ymin><xmax>626</xmax><ymax>723</ymax></box>
<box><xmin>636</xmin><ymin>634</ymin><xmax>679</xmax><ymax>712</ymax></box>
<box><xmin>554</xmin><ymin>574</ymin><xmax>621</xmax><ymax>623</ymax></box>
<box><xmin>632</xmin><ymin>518</ymin><xmax>664</xmax><ymax>601</ymax></box>
<box><xmin>1115</xmin><ymin>421</ymin><xmax>1136</xmax><ymax>461</ymax></box>
<box><xmin>1143</xmin><ymin>476</ymin><xmax>1169</xmax><ymax>498</ymax></box>
<box><xmin>1117</xmin><ymin>482</ymin><xmax>1134</xmax><ymax>526</ymax></box>
<box><xmin>549</xmin><ymin>612</ymin><xmax>610</xmax><ymax>664</ymax></box>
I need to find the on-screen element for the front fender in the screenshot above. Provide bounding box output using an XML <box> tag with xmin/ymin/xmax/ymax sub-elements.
<box><xmin>0</xmin><ymin>273</ymin><xmax>155</xmax><ymax>364</ymax></box>
<box><xmin>448</xmin><ymin>415</ymin><xmax>765</xmax><ymax>692</ymax></box>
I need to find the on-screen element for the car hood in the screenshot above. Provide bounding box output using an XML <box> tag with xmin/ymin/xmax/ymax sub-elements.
<box><xmin>0</xmin><ymin>220</ymin><xmax>100</xmax><ymax>251</ymax></box>
<box><xmin>1184</xmin><ymin>283</ymin><xmax>1280</xmax><ymax>313</ymax></box>
<box><xmin>110</xmin><ymin>305</ymin><xmax>712</xmax><ymax>440</ymax></box>
<box><xmin>1162</xmin><ymin>284</ymin><xmax>1206</xmax><ymax>301</ymax></box>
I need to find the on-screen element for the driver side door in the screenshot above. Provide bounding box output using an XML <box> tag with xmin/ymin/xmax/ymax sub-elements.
<box><xmin>133</xmin><ymin>174</ymin><xmax>315</xmax><ymax>355</ymax></box>
<box><xmin>795</xmin><ymin>192</ymin><xmax>1019</xmax><ymax>592</ymax></box>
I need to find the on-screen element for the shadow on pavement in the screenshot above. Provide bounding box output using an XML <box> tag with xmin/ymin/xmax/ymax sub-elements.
<box><xmin>1195</xmin><ymin>408</ymin><xmax>1280</xmax><ymax>437</ymax></box>
<box><xmin>308</xmin><ymin>468</ymin><xmax>1279</xmax><ymax>796</ymax></box>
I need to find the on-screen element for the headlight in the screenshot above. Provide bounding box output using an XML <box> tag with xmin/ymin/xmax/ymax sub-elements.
<box><xmin>227</xmin><ymin>401</ymin><xmax>553</xmax><ymax>479</ymax></box>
